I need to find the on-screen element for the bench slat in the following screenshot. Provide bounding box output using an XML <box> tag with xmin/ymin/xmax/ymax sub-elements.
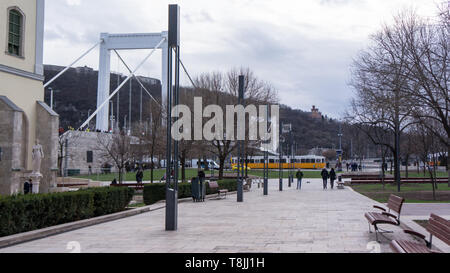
<box><xmin>427</xmin><ymin>218</ymin><xmax>450</xmax><ymax>245</ymax></box>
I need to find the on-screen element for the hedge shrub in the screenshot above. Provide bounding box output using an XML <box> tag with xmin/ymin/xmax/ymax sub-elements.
<box><xmin>0</xmin><ymin>187</ymin><xmax>134</xmax><ymax>237</ymax></box>
<box><xmin>143</xmin><ymin>180</ymin><xmax>237</xmax><ymax>205</ymax></box>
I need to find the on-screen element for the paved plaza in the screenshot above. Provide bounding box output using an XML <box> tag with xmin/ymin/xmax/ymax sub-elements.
<box><xmin>1</xmin><ymin>179</ymin><xmax>447</xmax><ymax>253</ymax></box>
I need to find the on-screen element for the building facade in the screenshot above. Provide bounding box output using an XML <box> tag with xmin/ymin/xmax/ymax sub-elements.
<box><xmin>0</xmin><ymin>0</ymin><xmax>59</xmax><ymax>195</ymax></box>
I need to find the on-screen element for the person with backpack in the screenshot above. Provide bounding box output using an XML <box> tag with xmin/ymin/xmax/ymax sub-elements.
<box><xmin>296</xmin><ymin>169</ymin><xmax>304</xmax><ymax>190</ymax></box>
<box><xmin>321</xmin><ymin>168</ymin><xmax>329</xmax><ymax>190</ymax></box>
<box><xmin>329</xmin><ymin>168</ymin><xmax>337</xmax><ymax>189</ymax></box>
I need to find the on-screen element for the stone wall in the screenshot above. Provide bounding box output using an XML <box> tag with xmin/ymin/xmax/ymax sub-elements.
<box><xmin>36</xmin><ymin>101</ymin><xmax>59</xmax><ymax>192</ymax></box>
<box><xmin>0</xmin><ymin>96</ymin><xmax>27</xmax><ymax>195</ymax></box>
<box><xmin>64</xmin><ymin>131</ymin><xmax>118</xmax><ymax>174</ymax></box>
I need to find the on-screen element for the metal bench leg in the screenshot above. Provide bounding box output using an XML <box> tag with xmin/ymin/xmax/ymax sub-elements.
<box><xmin>374</xmin><ymin>225</ymin><xmax>394</xmax><ymax>243</ymax></box>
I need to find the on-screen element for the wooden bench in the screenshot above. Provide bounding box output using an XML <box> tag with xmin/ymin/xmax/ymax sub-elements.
<box><xmin>365</xmin><ymin>194</ymin><xmax>405</xmax><ymax>242</ymax></box>
<box><xmin>337</xmin><ymin>181</ymin><xmax>345</xmax><ymax>189</ymax></box>
<box><xmin>208</xmin><ymin>181</ymin><xmax>228</xmax><ymax>199</ymax></box>
<box><xmin>351</xmin><ymin>178</ymin><xmax>448</xmax><ymax>185</ymax></box>
<box><xmin>390</xmin><ymin>214</ymin><xmax>450</xmax><ymax>253</ymax></box>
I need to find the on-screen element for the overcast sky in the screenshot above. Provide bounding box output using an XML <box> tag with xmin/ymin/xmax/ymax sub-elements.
<box><xmin>43</xmin><ymin>0</ymin><xmax>441</xmax><ymax>118</ymax></box>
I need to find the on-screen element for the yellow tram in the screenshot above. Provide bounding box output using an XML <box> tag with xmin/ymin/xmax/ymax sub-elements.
<box><xmin>231</xmin><ymin>155</ymin><xmax>326</xmax><ymax>170</ymax></box>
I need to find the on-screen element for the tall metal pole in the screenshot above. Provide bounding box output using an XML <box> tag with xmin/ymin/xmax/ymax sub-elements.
<box><xmin>129</xmin><ymin>79</ymin><xmax>132</xmax><ymax>134</ymax></box>
<box><xmin>110</xmin><ymin>101</ymin><xmax>114</xmax><ymax>132</ymax></box>
<box><xmin>237</xmin><ymin>75</ymin><xmax>244</xmax><ymax>202</ymax></box>
<box><xmin>263</xmin><ymin>105</ymin><xmax>269</xmax><ymax>196</ymax></box>
<box><xmin>279</xmin><ymin>122</ymin><xmax>283</xmax><ymax>191</ymax></box>
<box><xmin>64</xmin><ymin>138</ymin><xmax>68</xmax><ymax>177</ymax></box>
<box><xmin>49</xmin><ymin>87</ymin><xmax>54</xmax><ymax>109</ymax></box>
<box><xmin>140</xmin><ymin>85</ymin><xmax>143</xmax><ymax>125</ymax></box>
<box><xmin>166</xmin><ymin>4</ymin><xmax>180</xmax><ymax>231</ymax></box>
<box><xmin>117</xmin><ymin>73</ymin><xmax>120</xmax><ymax>131</ymax></box>
<box><xmin>288</xmin><ymin>129</ymin><xmax>292</xmax><ymax>187</ymax></box>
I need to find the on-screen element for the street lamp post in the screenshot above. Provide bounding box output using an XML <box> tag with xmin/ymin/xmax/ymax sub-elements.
<box><xmin>338</xmin><ymin>122</ymin><xmax>343</xmax><ymax>171</ymax></box>
<box><xmin>49</xmin><ymin>87</ymin><xmax>54</xmax><ymax>109</ymax></box>
<box><xmin>87</xmin><ymin>109</ymin><xmax>92</xmax><ymax>130</ymax></box>
<box><xmin>165</xmin><ymin>4</ymin><xmax>181</xmax><ymax>231</ymax></box>
<box><xmin>237</xmin><ymin>75</ymin><xmax>245</xmax><ymax>203</ymax></box>
<box><xmin>279</xmin><ymin>122</ymin><xmax>283</xmax><ymax>191</ymax></box>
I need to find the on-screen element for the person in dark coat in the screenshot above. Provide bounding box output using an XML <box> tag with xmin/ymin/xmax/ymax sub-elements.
<box><xmin>136</xmin><ymin>168</ymin><xmax>144</xmax><ymax>184</ymax></box>
<box><xmin>111</xmin><ymin>178</ymin><xmax>118</xmax><ymax>185</ymax></box>
<box><xmin>321</xmin><ymin>168</ymin><xmax>329</xmax><ymax>190</ymax></box>
<box><xmin>24</xmin><ymin>179</ymin><xmax>32</xmax><ymax>194</ymax></box>
<box><xmin>329</xmin><ymin>168</ymin><xmax>337</xmax><ymax>189</ymax></box>
<box><xmin>296</xmin><ymin>169</ymin><xmax>304</xmax><ymax>190</ymax></box>
<box><xmin>198</xmin><ymin>169</ymin><xmax>206</xmax><ymax>183</ymax></box>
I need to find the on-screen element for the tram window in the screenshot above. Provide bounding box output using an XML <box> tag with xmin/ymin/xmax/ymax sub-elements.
<box><xmin>249</xmin><ymin>159</ymin><xmax>254</xmax><ymax>163</ymax></box>
<box><xmin>301</xmin><ymin>159</ymin><xmax>306</xmax><ymax>163</ymax></box>
<box><xmin>316</xmin><ymin>159</ymin><xmax>321</xmax><ymax>163</ymax></box>
<box><xmin>306</xmin><ymin>159</ymin><xmax>311</xmax><ymax>163</ymax></box>
<box><xmin>269</xmin><ymin>159</ymin><xmax>275</xmax><ymax>163</ymax></box>
<box><xmin>322</xmin><ymin>159</ymin><xmax>325</xmax><ymax>163</ymax></box>
<box><xmin>281</xmin><ymin>159</ymin><xmax>286</xmax><ymax>163</ymax></box>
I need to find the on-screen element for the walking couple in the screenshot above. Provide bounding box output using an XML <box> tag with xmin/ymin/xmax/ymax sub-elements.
<box><xmin>321</xmin><ymin>168</ymin><xmax>337</xmax><ymax>190</ymax></box>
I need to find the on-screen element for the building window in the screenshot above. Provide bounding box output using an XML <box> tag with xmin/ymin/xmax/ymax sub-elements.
<box><xmin>87</xmin><ymin>151</ymin><xmax>93</xmax><ymax>163</ymax></box>
<box><xmin>7</xmin><ymin>8</ymin><xmax>23</xmax><ymax>56</ymax></box>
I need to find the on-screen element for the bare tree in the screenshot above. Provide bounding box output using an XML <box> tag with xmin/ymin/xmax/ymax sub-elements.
<box><xmin>140</xmin><ymin>100</ymin><xmax>165</xmax><ymax>183</ymax></box>
<box><xmin>348</xmin><ymin>10</ymin><xmax>427</xmax><ymax>190</ymax></box>
<box><xmin>97</xmin><ymin>131</ymin><xmax>133</xmax><ymax>184</ymax></box>
<box><xmin>58</xmin><ymin>129</ymin><xmax>82</xmax><ymax>176</ymax></box>
<box><xmin>190</xmin><ymin>67</ymin><xmax>279</xmax><ymax>180</ymax></box>
<box><xmin>322</xmin><ymin>149</ymin><xmax>337</xmax><ymax>163</ymax></box>
<box><xmin>393</xmin><ymin>10</ymin><xmax>449</xmax><ymax>184</ymax></box>
<box><xmin>411</xmin><ymin>123</ymin><xmax>440</xmax><ymax>200</ymax></box>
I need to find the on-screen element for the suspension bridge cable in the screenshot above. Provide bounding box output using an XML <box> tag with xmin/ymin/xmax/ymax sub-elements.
<box><xmin>78</xmin><ymin>38</ymin><xmax>166</xmax><ymax>130</ymax></box>
<box><xmin>44</xmin><ymin>40</ymin><xmax>102</xmax><ymax>88</ymax></box>
<box><xmin>113</xmin><ymin>49</ymin><xmax>162</xmax><ymax>107</ymax></box>
<box><xmin>179</xmin><ymin>58</ymin><xmax>198</xmax><ymax>90</ymax></box>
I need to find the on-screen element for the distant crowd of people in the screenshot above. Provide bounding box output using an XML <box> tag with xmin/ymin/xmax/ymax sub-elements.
<box><xmin>345</xmin><ymin>162</ymin><xmax>362</xmax><ymax>172</ymax></box>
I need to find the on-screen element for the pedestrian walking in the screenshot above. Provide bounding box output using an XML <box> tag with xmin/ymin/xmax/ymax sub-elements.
<box><xmin>296</xmin><ymin>169</ymin><xmax>304</xmax><ymax>190</ymax></box>
<box><xmin>329</xmin><ymin>168</ymin><xmax>337</xmax><ymax>189</ymax></box>
<box><xmin>198</xmin><ymin>169</ymin><xmax>206</xmax><ymax>182</ymax></box>
<box><xmin>88</xmin><ymin>165</ymin><xmax>92</xmax><ymax>176</ymax></box>
<box><xmin>321</xmin><ymin>168</ymin><xmax>329</xmax><ymax>190</ymax></box>
<box><xmin>136</xmin><ymin>168</ymin><xmax>144</xmax><ymax>184</ymax></box>
<box><xmin>346</xmin><ymin>162</ymin><xmax>349</xmax><ymax>172</ymax></box>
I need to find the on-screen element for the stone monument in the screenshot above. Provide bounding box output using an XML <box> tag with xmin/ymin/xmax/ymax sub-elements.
<box><xmin>30</xmin><ymin>139</ymin><xmax>44</xmax><ymax>193</ymax></box>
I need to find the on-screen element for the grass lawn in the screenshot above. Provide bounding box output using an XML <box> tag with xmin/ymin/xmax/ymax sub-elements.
<box><xmin>352</xmin><ymin>183</ymin><xmax>450</xmax><ymax>203</ymax></box>
<box><xmin>414</xmin><ymin>220</ymin><xmax>428</xmax><ymax>228</ymax></box>
<box><xmin>75</xmin><ymin>168</ymin><xmax>334</xmax><ymax>182</ymax></box>
<box><xmin>77</xmin><ymin>169</ymin><xmax>201</xmax><ymax>182</ymax></box>
<box><xmin>352</xmin><ymin>183</ymin><xmax>450</xmax><ymax>192</ymax></box>
<box><xmin>400</xmin><ymin>171</ymin><xmax>448</xmax><ymax>178</ymax></box>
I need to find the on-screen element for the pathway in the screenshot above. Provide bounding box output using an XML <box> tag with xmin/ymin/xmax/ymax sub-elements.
<box><xmin>0</xmin><ymin>179</ymin><xmax>433</xmax><ymax>253</ymax></box>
